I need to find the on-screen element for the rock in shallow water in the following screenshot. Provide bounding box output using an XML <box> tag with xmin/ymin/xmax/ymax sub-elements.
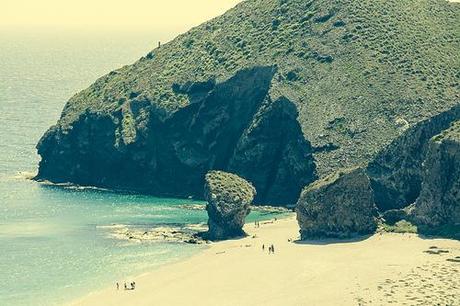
<box><xmin>204</xmin><ymin>171</ymin><xmax>256</xmax><ymax>240</ymax></box>
<box><xmin>296</xmin><ymin>167</ymin><xmax>378</xmax><ymax>239</ymax></box>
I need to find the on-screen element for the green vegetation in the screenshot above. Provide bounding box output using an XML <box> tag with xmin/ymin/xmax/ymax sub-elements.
<box><xmin>432</xmin><ymin>120</ymin><xmax>460</xmax><ymax>143</ymax></box>
<box><xmin>303</xmin><ymin>166</ymin><xmax>361</xmax><ymax>192</ymax></box>
<box><xmin>379</xmin><ymin>220</ymin><xmax>418</xmax><ymax>234</ymax></box>
<box><xmin>120</xmin><ymin>110</ymin><xmax>137</xmax><ymax>145</ymax></box>
<box><xmin>205</xmin><ymin>170</ymin><xmax>256</xmax><ymax>204</ymax></box>
<box><xmin>53</xmin><ymin>0</ymin><xmax>459</xmax><ymax>178</ymax></box>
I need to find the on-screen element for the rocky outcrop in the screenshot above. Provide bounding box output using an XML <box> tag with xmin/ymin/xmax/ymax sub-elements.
<box><xmin>296</xmin><ymin>168</ymin><xmax>378</xmax><ymax>239</ymax></box>
<box><xmin>36</xmin><ymin>66</ymin><xmax>316</xmax><ymax>205</ymax></box>
<box><xmin>204</xmin><ymin>171</ymin><xmax>256</xmax><ymax>240</ymax></box>
<box><xmin>36</xmin><ymin>0</ymin><xmax>459</xmax><ymax>206</ymax></box>
<box><xmin>367</xmin><ymin>105</ymin><xmax>460</xmax><ymax>211</ymax></box>
<box><xmin>413</xmin><ymin>121</ymin><xmax>460</xmax><ymax>231</ymax></box>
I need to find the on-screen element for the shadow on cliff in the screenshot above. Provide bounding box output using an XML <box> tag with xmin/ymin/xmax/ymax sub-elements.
<box><xmin>36</xmin><ymin>66</ymin><xmax>317</xmax><ymax>206</ymax></box>
<box><xmin>417</xmin><ymin>226</ymin><xmax>460</xmax><ymax>241</ymax></box>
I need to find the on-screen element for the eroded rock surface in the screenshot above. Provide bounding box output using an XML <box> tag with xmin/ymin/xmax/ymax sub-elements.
<box><xmin>296</xmin><ymin>167</ymin><xmax>377</xmax><ymax>239</ymax></box>
<box><xmin>367</xmin><ymin>105</ymin><xmax>460</xmax><ymax>211</ymax></box>
<box><xmin>36</xmin><ymin>66</ymin><xmax>316</xmax><ymax>205</ymax></box>
<box><xmin>413</xmin><ymin>121</ymin><xmax>460</xmax><ymax>232</ymax></box>
<box><xmin>36</xmin><ymin>0</ymin><xmax>459</xmax><ymax>206</ymax></box>
<box><xmin>204</xmin><ymin>171</ymin><xmax>256</xmax><ymax>240</ymax></box>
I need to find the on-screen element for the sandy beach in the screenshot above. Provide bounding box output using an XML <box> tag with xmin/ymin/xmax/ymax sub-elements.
<box><xmin>71</xmin><ymin>215</ymin><xmax>460</xmax><ymax>306</ymax></box>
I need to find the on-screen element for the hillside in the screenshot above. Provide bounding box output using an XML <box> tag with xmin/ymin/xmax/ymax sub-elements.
<box><xmin>36</xmin><ymin>0</ymin><xmax>460</xmax><ymax>205</ymax></box>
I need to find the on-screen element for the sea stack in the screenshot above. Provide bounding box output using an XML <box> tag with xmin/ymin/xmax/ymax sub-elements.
<box><xmin>413</xmin><ymin>121</ymin><xmax>460</xmax><ymax>234</ymax></box>
<box><xmin>296</xmin><ymin>167</ymin><xmax>378</xmax><ymax>239</ymax></box>
<box><xmin>204</xmin><ymin>171</ymin><xmax>256</xmax><ymax>240</ymax></box>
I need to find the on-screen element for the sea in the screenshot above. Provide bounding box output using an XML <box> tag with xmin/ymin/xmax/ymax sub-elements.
<box><xmin>0</xmin><ymin>28</ymin><xmax>281</xmax><ymax>306</ymax></box>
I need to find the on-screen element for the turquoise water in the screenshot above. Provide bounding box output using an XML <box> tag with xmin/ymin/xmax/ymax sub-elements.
<box><xmin>0</xmin><ymin>29</ymin><xmax>280</xmax><ymax>306</ymax></box>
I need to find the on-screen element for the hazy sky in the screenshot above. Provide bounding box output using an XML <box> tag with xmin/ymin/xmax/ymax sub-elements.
<box><xmin>2</xmin><ymin>0</ymin><xmax>242</xmax><ymax>30</ymax></box>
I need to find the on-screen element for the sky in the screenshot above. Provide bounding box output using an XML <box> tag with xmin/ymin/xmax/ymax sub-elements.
<box><xmin>1</xmin><ymin>0</ymin><xmax>243</xmax><ymax>30</ymax></box>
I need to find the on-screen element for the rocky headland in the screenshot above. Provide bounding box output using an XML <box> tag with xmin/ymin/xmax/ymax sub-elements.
<box><xmin>33</xmin><ymin>0</ymin><xmax>460</xmax><ymax>240</ymax></box>
<box><xmin>35</xmin><ymin>0</ymin><xmax>459</xmax><ymax>210</ymax></box>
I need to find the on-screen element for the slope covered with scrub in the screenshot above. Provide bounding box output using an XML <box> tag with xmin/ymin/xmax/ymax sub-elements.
<box><xmin>36</xmin><ymin>0</ymin><xmax>460</xmax><ymax>205</ymax></box>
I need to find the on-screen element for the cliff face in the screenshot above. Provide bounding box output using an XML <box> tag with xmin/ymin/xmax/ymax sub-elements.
<box><xmin>37</xmin><ymin>66</ymin><xmax>316</xmax><ymax>204</ymax></box>
<box><xmin>36</xmin><ymin>0</ymin><xmax>459</xmax><ymax>205</ymax></box>
<box><xmin>414</xmin><ymin>121</ymin><xmax>460</xmax><ymax>230</ymax></box>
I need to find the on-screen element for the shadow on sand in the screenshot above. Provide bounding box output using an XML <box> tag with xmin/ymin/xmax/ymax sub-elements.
<box><xmin>293</xmin><ymin>234</ymin><xmax>373</xmax><ymax>246</ymax></box>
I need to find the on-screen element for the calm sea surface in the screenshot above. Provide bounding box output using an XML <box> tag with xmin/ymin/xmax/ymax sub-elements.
<box><xmin>0</xmin><ymin>29</ymin><xmax>278</xmax><ymax>306</ymax></box>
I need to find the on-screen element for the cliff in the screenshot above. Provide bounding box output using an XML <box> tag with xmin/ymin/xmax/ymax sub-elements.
<box><xmin>414</xmin><ymin>121</ymin><xmax>460</xmax><ymax>236</ymax></box>
<box><xmin>36</xmin><ymin>0</ymin><xmax>460</xmax><ymax>205</ymax></box>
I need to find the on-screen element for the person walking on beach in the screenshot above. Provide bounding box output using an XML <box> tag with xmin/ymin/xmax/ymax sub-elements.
<box><xmin>272</xmin><ymin>244</ymin><xmax>275</xmax><ymax>254</ymax></box>
<box><xmin>116</xmin><ymin>282</ymin><xmax>119</xmax><ymax>290</ymax></box>
<box><xmin>124</xmin><ymin>282</ymin><xmax>128</xmax><ymax>290</ymax></box>
<box><xmin>262</xmin><ymin>244</ymin><xmax>265</xmax><ymax>251</ymax></box>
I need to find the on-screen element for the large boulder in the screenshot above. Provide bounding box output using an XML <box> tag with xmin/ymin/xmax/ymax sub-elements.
<box><xmin>413</xmin><ymin>121</ymin><xmax>460</xmax><ymax>233</ymax></box>
<box><xmin>296</xmin><ymin>167</ymin><xmax>378</xmax><ymax>239</ymax></box>
<box><xmin>204</xmin><ymin>171</ymin><xmax>256</xmax><ymax>240</ymax></box>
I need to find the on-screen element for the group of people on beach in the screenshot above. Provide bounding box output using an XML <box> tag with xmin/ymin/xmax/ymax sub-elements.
<box><xmin>116</xmin><ymin>281</ymin><xmax>136</xmax><ymax>291</ymax></box>
<box><xmin>262</xmin><ymin>244</ymin><xmax>275</xmax><ymax>254</ymax></box>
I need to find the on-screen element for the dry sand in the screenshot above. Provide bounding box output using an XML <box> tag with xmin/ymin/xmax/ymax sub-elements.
<box><xmin>71</xmin><ymin>215</ymin><xmax>460</xmax><ymax>306</ymax></box>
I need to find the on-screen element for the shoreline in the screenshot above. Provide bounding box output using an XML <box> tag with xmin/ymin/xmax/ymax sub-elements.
<box><xmin>70</xmin><ymin>215</ymin><xmax>460</xmax><ymax>306</ymax></box>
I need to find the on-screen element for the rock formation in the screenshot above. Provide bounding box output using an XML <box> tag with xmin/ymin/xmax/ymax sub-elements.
<box><xmin>413</xmin><ymin>121</ymin><xmax>460</xmax><ymax>232</ymax></box>
<box><xmin>296</xmin><ymin>168</ymin><xmax>377</xmax><ymax>239</ymax></box>
<box><xmin>367</xmin><ymin>105</ymin><xmax>460</xmax><ymax>212</ymax></box>
<box><xmin>36</xmin><ymin>66</ymin><xmax>315</xmax><ymax>205</ymax></box>
<box><xmin>204</xmin><ymin>171</ymin><xmax>256</xmax><ymax>240</ymax></box>
<box><xmin>35</xmin><ymin>0</ymin><xmax>459</xmax><ymax>206</ymax></box>
<box><xmin>381</xmin><ymin>208</ymin><xmax>410</xmax><ymax>226</ymax></box>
